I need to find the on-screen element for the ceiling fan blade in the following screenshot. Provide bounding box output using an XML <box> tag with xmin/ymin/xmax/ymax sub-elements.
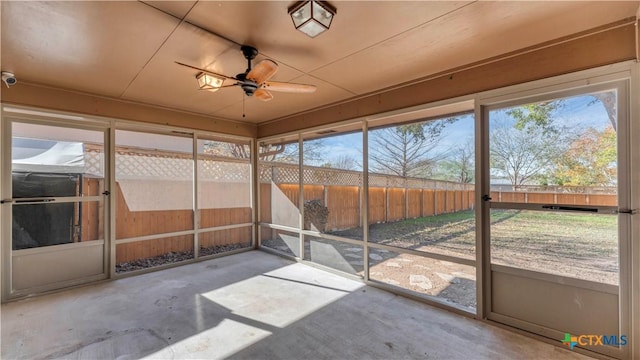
<box><xmin>254</xmin><ymin>89</ymin><xmax>274</xmax><ymax>101</ymax></box>
<box><xmin>247</xmin><ymin>59</ymin><xmax>278</xmax><ymax>84</ymax></box>
<box><xmin>261</xmin><ymin>81</ymin><xmax>317</xmax><ymax>93</ymax></box>
<box><xmin>174</xmin><ymin>61</ymin><xmax>237</xmax><ymax>80</ymax></box>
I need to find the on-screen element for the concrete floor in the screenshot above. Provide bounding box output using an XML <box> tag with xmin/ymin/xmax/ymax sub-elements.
<box><xmin>1</xmin><ymin>251</ymin><xmax>588</xmax><ymax>359</ymax></box>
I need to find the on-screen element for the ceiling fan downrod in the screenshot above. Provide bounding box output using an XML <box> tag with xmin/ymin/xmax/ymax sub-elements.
<box><xmin>238</xmin><ymin>45</ymin><xmax>259</xmax><ymax>96</ymax></box>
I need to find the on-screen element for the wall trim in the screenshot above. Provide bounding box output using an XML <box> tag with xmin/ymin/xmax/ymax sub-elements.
<box><xmin>0</xmin><ymin>82</ymin><xmax>257</xmax><ymax>138</ymax></box>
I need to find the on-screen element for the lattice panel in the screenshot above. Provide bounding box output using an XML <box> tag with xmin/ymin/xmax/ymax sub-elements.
<box><xmin>433</xmin><ymin>181</ymin><xmax>448</xmax><ymax>190</ymax></box>
<box><xmin>369</xmin><ymin>174</ymin><xmax>388</xmax><ymax>187</ymax></box>
<box><xmin>82</xmin><ymin>150</ymin><xmax>480</xmax><ymax>191</ymax></box>
<box><xmin>272</xmin><ymin>165</ymin><xmax>299</xmax><ymax>184</ymax></box>
<box><xmin>407</xmin><ymin>178</ymin><xmax>424</xmax><ymax>189</ymax></box>
<box><xmin>84</xmin><ymin>150</ymin><xmax>104</xmax><ymax>176</ymax></box>
<box><xmin>259</xmin><ymin>166</ymin><xmax>273</xmax><ymax>182</ymax></box>
<box><xmin>325</xmin><ymin>170</ymin><xmax>361</xmax><ymax>186</ymax></box>
<box><xmin>303</xmin><ymin>167</ymin><xmax>326</xmax><ymax>184</ymax></box>
<box><xmin>116</xmin><ymin>154</ymin><xmax>193</xmax><ymax>180</ymax></box>
<box><xmin>387</xmin><ymin>176</ymin><xmax>405</xmax><ymax>188</ymax></box>
<box><xmin>198</xmin><ymin>160</ymin><xmax>250</xmax><ymax>182</ymax></box>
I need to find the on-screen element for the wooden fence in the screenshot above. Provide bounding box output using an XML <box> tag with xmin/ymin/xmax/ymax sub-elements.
<box><xmin>79</xmin><ymin>164</ymin><xmax>617</xmax><ymax>264</ymax></box>
<box><xmin>114</xmin><ymin>181</ymin><xmax>252</xmax><ymax>263</ymax></box>
<box><xmin>260</xmin><ymin>183</ymin><xmax>476</xmax><ymax>231</ymax></box>
<box><xmin>490</xmin><ymin>190</ymin><xmax>616</xmax><ymax>206</ymax></box>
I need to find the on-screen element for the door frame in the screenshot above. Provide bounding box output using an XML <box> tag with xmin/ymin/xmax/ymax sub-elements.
<box><xmin>1</xmin><ymin>108</ymin><xmax>112</xmax><ymax>300</ymax></box>
<box><xmin>475</xmin><ymin>67</ymin><xmax>634</xmax><ymax>359</ymax></box>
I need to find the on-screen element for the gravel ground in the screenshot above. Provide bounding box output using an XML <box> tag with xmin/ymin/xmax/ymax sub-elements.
<box><xmin>116</xmin><ymin>243</ymin><xmax>249</xmax><ymax>273</ymax></box>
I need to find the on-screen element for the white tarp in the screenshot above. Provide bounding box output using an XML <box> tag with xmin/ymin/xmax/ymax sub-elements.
<box><xmin>12</xmin><ymin>138</ymin><xmax>85</xmax><ymax>174</ymax></box>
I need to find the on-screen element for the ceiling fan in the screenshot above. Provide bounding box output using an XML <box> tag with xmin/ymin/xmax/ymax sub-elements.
<box><xmin>176</xmin><ymin>45</ymin><xmax>316</xmax><ymax>102</ymax></box>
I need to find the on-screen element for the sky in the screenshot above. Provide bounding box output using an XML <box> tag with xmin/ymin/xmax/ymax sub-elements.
<box><xmin>308</xmin><ymin>91</ymin><xmax>614</xmax><ymax>172</ymax></box>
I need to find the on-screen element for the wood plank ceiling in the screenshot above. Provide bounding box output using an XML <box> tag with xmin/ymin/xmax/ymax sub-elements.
<box><xmin>1</xmin><ymin>1</ymin><xmax>638</xmax><ymax>124</ymax></box>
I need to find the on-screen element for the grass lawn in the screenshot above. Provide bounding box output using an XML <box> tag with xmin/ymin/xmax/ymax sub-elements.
<box><xmin>334</xmin><ymin>209</ymin><xmax>619</xmax><ymax>285</ymax></box>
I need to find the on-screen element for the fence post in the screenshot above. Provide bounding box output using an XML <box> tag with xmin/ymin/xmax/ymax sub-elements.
<box><xmin>420</xmin><ymin>188</ymin><xmax>424</xmax><ymax>217</ymax></box>
<box><xmin>433</xmin><ymin>181</ymin><xmax>438</xmax><ymax>216</ymax></box>
<box><xmin>444</xmin><ymin>183</ymin><xmax>449</xmax><ymax>214</ymax></box>
<box><xmin>385</xmin><ymin>176</ymin><xmax>389</xmax><ymax>223</ymax></box>
<box><xmin>404</xmin><ymin>179</ymin><xmax>409</xmax><ymax>220</ymax></box>
<box><xmin>323</xmin><ymin>179</ymin><xmax>328</xmax><ymax>207</ymax></box>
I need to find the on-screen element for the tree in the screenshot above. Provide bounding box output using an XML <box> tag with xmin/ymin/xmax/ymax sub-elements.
<box><xmin>322</xmin><ymin>154</ymin><xmax>359</xmax><ymax>170</ymax></box>
<box><xmin>507</xmin><ymin>101</ymin><xmax>562</xmax><ymax>135</ymax></box>
<box><xmin>490</xmin><ymin>101</ymin><xmax>569</xmax><ymax>188</ymax></box>
<box><xmin>369</xmin><ymin>118</ymin><xmax>456</xmax><ymax>177</ymax></box>
<box><xmin>258</xmin><ymin>143</ymin><xmax>297</xmax><ymax>163</ymax></box>
<box><xmin>202</xmin><ymin>140</ymin><xmax>250</xmax><ymax>159</ymax></box>
<box><xmin>257</xmin><ymin>140</ymin><xmax>326</xmax><ymax>163</ymax></box>
<box><xmin>589</xmin><ymin>91</ymin><xmax>617</xmax><ymax>130</ymax></box>
<box><xmin>551</xmin><ymin>126</ymin><xmax>616</xmax><ymax>186</ymax></box>
<box><xmin>434</xmin><ymin>139</ymin><xmax>474</xmax><ymax>183</ymax></box>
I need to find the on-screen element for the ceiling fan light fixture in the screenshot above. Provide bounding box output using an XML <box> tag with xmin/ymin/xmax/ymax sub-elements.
<box><xmin>288</xmin><ymin>0</ymin><xmax>336</xmax><ymax>38</ymax></box>
<box><xmin>196</xmin><ymin>72</ymin><xmax>224</xmax><ymax>92</ymax></box>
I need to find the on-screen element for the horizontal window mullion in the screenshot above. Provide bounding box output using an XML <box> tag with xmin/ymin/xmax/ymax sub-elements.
<box><xmin>368</xmin><ymin>242</ymin><xmax>476</xmax><ymax>267</ymax></box>
<box><xmin>115</xmin><ymin>230</ymin><xmax>195</xmax><ymax>245</ymax></box>
<box><xmin>197</xmin><ymin>223</ymin><xmax>253</xmax><ymax>233</ymax></box>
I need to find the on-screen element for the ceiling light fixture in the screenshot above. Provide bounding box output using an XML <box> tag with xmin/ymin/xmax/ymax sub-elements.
<box><xmin>288</xmin><ymin>0</ymin><xmax>336</xmax><ymax>38</ymax></box>
<box><xmin>196</xmin><ymin>72</ymin><xmax>224</xmax><ymax>92</ymax></box>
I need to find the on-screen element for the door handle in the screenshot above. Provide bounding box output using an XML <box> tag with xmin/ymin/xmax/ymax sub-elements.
<box><xmin>2</xmin><ymin>197</ymin><xmax>57</xmax><ymax>204</ymax></box>
<box><xmin>541</xmin><ymin>205</ymin><xmax>598</xmax><ymax>212</ymax></box>
<box><xmin>617</xmin><ymin>209</ymin><xmax>637</xmax><ymax>214</ymax></box>
<box><xmin>14</xmin><ymin>198</ymin><xmax>55</xmax><ymax>203</ymax></box>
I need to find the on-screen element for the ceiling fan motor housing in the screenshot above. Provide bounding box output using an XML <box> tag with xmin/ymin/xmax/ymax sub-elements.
<box><xmin>242</xmin><ymin>82</ymin><xmax>258</xmax><ymax>96</ymax></box>
<box><xmin>235</xmin><ymin>72</ymin><xmax>258</xmax><ymax>96</ymax></box>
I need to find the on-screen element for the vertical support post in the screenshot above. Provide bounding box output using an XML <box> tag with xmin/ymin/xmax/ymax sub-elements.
<box><xmin>0</xmin><ymin>112</ymin><xmax>8</xmax><ymax>300</ymax></box>
<box><xmin>362</xmin><ymin>120</ymin><xmax>370</xmax><ymax>282</ymax></box>
<box><xmin>628</xmin><ymin>64</ymin><xmax>639</xmax><ymax>360</ymax></box>
<box><xmin>193</xmin><ymin>133</ymin><xmax>199</xmax><ymax>259</ymax></box>
<box><xmin>358</xmin><ymin>180</ymin><xmax>362</xmax><ymax>228</ymax></box>
<box><xmin>252</xmin><ymin>138</ymin><xmax>259</xmax><ymax>249</ymax></box>
<box><xmin>476</xmin><ymin>102</ymin><xmax>490</xmax><ymax>320</ymax></box>
<box><xmin>298</xmin><ymin>135</ymin><xmax>304</xmax><ymax>260</ymax></box>
<box><xmin>108</xmin><ymin>124</ymin><xmax>117</xmax><ymax>279</ymax></box>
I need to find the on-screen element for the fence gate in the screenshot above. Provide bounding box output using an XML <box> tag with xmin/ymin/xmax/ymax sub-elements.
<box><xmin>1</xmin><ymin>117</ymin><xmax>109</xmax><ymax>300</ymax></box>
